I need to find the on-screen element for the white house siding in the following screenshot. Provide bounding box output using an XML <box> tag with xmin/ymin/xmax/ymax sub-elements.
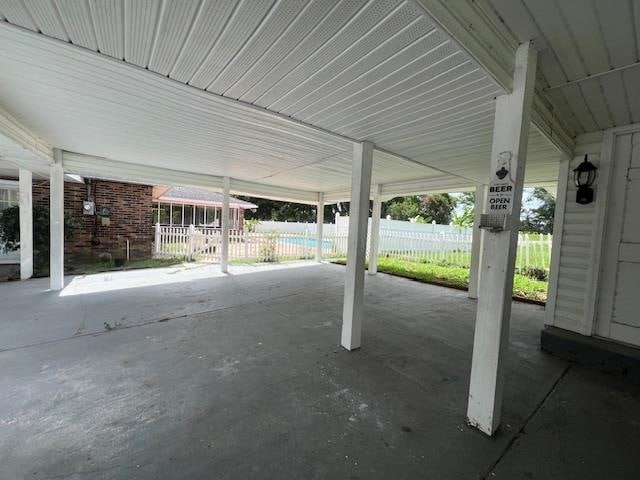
<box><xmin>546</xmin><ymin>131</ymin><xmax>605</xmax><ymax>335</ymax></box>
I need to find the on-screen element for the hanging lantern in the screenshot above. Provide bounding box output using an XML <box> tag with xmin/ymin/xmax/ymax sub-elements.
<box><xmin>573</xmin><ymin>154</ymin><xmax>597</xmax><ymax>205</ymax></box>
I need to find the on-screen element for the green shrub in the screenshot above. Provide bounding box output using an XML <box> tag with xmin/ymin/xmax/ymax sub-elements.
<box><xmin>0</xmin><ymin>204</ymin><xmax>80</xmax><ymax>271</ymax></box>
<box><xmin>521</xmin><ymin>266</ymin><xmax>548</xmax><ymax>281</ymax></box>
<box><xmin>259</xmin><ymin>231</ymin><xmax>280</xmax><ymax>262</ymax></box>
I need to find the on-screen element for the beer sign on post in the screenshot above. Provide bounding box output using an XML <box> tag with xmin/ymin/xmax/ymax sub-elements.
<box><xmin>480</xmin><ymin>151</ymin><xmax>516</xmax><ymax>232</ymax></box>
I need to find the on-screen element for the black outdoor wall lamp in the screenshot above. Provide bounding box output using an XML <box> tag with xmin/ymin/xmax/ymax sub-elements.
<box><xmin>573</xmin><ymin>154</ymin><xmax>598</xmax><ymax>205</ymax></box>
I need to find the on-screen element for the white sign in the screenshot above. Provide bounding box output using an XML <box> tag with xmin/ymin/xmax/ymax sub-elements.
<box><xmin>487</xmin><ymin>151</ymin><xmax>515</xmax><ymax>215</ymax></box>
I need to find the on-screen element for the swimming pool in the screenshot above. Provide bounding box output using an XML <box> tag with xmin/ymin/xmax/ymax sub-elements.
<box><xmin>279</xmin><ymin>237</ymin><xmax>333</xmax><ymax>249</ymax></box>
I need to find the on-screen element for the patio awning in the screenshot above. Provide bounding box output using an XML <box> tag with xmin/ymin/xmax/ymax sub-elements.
<box><xmin>155</xmin><ymin>186</ymin><xmax>258</xmax><ymax>210</ymax></box>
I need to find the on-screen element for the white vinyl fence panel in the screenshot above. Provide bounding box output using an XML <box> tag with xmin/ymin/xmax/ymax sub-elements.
<box><xmin>154</xmin><ymin>223</ymin><xmax>552</xmax><ymax>272</ymax></box>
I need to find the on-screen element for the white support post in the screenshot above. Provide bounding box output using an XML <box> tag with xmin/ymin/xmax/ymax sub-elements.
<box><xmin>19</xmin><ymin>168</ymin><xmax>33</xmax><ymax>280</ymax></box>
<box><xmin>467</xmin><ymin>42</ymin><xmax>538</xmax><ymax>436</ymax></box>
<box><xmin>316</xmin><ymin>192</ymin><xmax>324</xmax><ymax>263</ymax></box>
<box><xmin>468</xmin><ymin>184</ymin><xmax>487</xmax><ymax>299</ymax></box>
<box><xmin>220</xmin><ymin>176</ymin><xmax>230</xmax><ymax>273</ymax></box>
<box><xmin>155</xmin><ymin>223</ymin><xmax>161</xmax><ymax>255</ymax></box>
<box><xmin>368</xmin><ymin>184</ymin><xmax>382</xmax><ymax>275</ymax></box>
<box><xmin>341</xmin><ymin>141</ymin><xmax>374</xmax><ymax>351</ymax></box>
<box><xmin>50</xmin><ymin>149</ymin><xmax>65</xmax><ymax>290</ymax></box>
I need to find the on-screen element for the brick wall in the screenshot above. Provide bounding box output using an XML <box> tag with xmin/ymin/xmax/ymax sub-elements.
<box><xmin>33</xmin><ymin>179</ymin><xmax>154</xmax><ymax>264</ymax></box>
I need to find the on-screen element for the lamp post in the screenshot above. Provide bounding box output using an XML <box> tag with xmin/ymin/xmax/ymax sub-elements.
<box><xmin>573</xmin><ymin>154</ymin><xmax>598</xmax><ymax>204</ymax></box>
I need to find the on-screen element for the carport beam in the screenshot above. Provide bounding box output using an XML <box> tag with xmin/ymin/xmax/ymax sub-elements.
<box><xmin>467</xmin><ymin>42</ymin><xmax>537</xmax><ymax>436</ymax></box>
<box><xmin>368</xmin><ymin>184</ymin><xmax>382</xmax><ymax>275</ymax></box>
<box><xmin>19</xmin><ymin>168</ymin><xmax>33</xmax><ymax>280</ymax></box>
<box><xmin>468</xmin><ymin>184</ymin><xmax>487</xmax><ymax>299</ymax></box>
<box><xmin>50</xmin><ymin>149</ymin><xmax>65</xmax><ymax>290</ymax></box>
<box><xmin>316</xmin><ymin>192</ymin><xmax>324</xmax><ymax>262</ymax></box>
<box><xmin>221</xmin><ymin>176</ymin><xmax>230</xmax><ymax>273</ymax></box>
<box><xmin>341</xmin><ymin>141</ymin><xmax>373</xmax><ymax>351</ymax></box>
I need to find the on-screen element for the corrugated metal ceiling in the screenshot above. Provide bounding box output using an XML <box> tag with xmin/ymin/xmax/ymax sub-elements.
<box><xmin>0</xmin><ymin>0</ymin><xmax>566</xmax><ymax>197</ymax></box>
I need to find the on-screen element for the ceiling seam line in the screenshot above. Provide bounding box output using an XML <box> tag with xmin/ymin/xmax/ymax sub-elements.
<box><xmin>185</xmin><ymin>0</ymin><xmax>241</xmax><ymax>84</ymax></box>
<box><xmin>303</xmin><ymin>44</ymin><xmax>459</xmax><ymax>124</ymax></box>
<box><xmin>251</xmin><ymin>0</ymin><xmax>385</xmax><ymax>106</ymax></box>
<box><xmin>265</xmin><ymin>0</ymin><xmax>417</xmax><ymax>111</ymax></box>
<box><xmin>330</xmin><ymin>63</ymin><xmax>480</xmax><ymax>130</ymax></box>
<box><xmin>165</xmin><ymin>0</ymin><xmax>205</xmax><ymax>77</ymax></box>
<box><xmin>145</xmin><ymin>0</ymin><xmax>165</xmax><ymax>69</ymax></box>
<box><xmin>221</xmin><ymin>0</ymin><xmax>340</xmax><ymax>99</ymax></box>
<box><xmin>203</xmin><ymin>0</ymin><xmax>281</xmax><ymax>91</ymax></box>
<box><xmin>287</xmin><ymin>23</ymin><xmax>441</xmax><ymax>117</ymax></box>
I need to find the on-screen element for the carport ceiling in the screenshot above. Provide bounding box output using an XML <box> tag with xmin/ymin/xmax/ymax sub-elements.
<box><xmin>0</xmin><ymin>0</ymin><xmax>564</xmax><ymax>197</ymax></box>
<box><xmin>489</xmin><ymin>0</ymin><xmax>640</xmax><ymax>133</ymax></box>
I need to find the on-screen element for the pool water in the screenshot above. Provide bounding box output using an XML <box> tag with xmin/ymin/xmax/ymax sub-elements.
<box><xmin>280</xmin><ymin>237</ymin><xmax>333</xmax><ymax>249</ymax></box>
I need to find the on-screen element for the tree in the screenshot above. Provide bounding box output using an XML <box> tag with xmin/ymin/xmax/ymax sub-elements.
<box><xmin>385</xmin><ymin>193</ymin><xmax>457</xmax><ymax>223</ymax></box>
<box><xmin>386</xmin><ymin>196</ymin><xmax>422</xmax><ymax>220</ymax></box>
<box><xmin>451</xmin><ymin>191</ymin><xmax>475</xmax><ymax>227</ymax></box>
<box><xmin>419</xmin><ymin>193</ymin><xmax>456</xmax><ymax>224</ymax></box>
<box><xmin>237</xmin><ymin>196</ymin><xmax>348</xmax><ymax>223</ymax></box>
<box><xmin>520</xmin><ymin>187</ymin><xmax>555</xmax><ymax>234</ymax></box>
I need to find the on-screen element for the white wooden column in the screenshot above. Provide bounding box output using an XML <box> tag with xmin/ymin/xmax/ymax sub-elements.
<box><xmin>468</xmin><ymin>184</ymin><xmax>487</xmax><ymax>299</ymax></box>
<box><xmin>50</xmin><ymin>149</ymin><xmax>65</xmax><ymax>290</ymax></box>
<box><xmin>467</xmin><ymin>42</ymin><xmax>537</xmax><ymax>436</ymax></box>
<box><xmin>315</xmin><ymin>192</ymin><xmax>324</xmax><ymax>263</ymax></box>
<box><xmin>19</xmin><ymin>168</ymin><xmax>33</xmax><ymax>280</ymax></box>
<box><xmin>368</xmin><ymin>184</ymin><xmax>382</xmax><ymax>275</ymax></box>
<box><xmin>220</xmin><ymin>176</ymin><xmax>230</xmax><ymax>273</ymax></box>
<box><xmin>341</xmin><ymin>141</ymin><xmax>373</xmax><ymax>351</ymax></box>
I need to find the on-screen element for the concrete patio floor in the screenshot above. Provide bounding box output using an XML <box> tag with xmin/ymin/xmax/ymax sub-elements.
<box><xmin>0</xmin><ymin>262</ymin><xmax>638</xmax><ymax>479</ymax></box>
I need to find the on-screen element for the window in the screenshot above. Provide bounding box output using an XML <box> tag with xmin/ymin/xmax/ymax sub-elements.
<box><xmin>157</xmin><ymin>203</ymin><xmax>171</xmax><ymax>224</ymax></box>
<box><xmin>195</xmin><ymin>206</ymin><xmax>205</xmax><ymax>225</ymax></box>
<box><xmin>183</xmin><ymin>205</ymin><xmax>194</xmax><ymax>226</ymax></box>
<box><xmin>0</xmin><ymin>186</ymin><xmax>18</xmax><ymax>214</ymax></box>
<box><xmin>206</xmin><ymin>206</ymin><xmax>219</xmax><ymax>227</ymax></box>
<box><xmin>0</xmin><ymin>183</ymin><xmax>19</xmax><ymax>259</ymax></box>
<box><xmin>171</xmin><ymin>204</ymin><xmax>183</xmax><ymax>226</ymax></box>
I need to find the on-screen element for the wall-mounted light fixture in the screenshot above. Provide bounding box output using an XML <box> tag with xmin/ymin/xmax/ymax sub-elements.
<box><xmin>573</xmin><ymin>154</ymin><xmax>597</xmax><ymax>205</ymax></box>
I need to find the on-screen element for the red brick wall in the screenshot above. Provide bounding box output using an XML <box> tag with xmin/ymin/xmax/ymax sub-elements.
<box><xmin>33</xmin><ymin>179</ymin><xmax>154</xmax><ymax>264</ymax></box>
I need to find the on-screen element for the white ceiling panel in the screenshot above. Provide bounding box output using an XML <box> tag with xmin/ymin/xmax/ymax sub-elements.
<box><xmin>23</xmin><ymin>0</ymin><xmax>68</xmax><ymax>41</ymax></box>
<box><xmin>0</xmin><ymin>0</ymin><xmax>36</xmax><ymax>30</ymax></box>
<box><xmin>490</xmin><ymin>0</ymin><xmax>640</xmax><ymax>133</ymax></box>
<box><xmin>147</xmin><ymin>0</ymin><xmax>200</xmax><ymax>75</ymax></box>
<box><xmin>89</xmin><ymin>0</ymin><xmax>124</xmax><ymax>59</ymax></box>
<box><xmin>0</xmin><ymin>1</ymin><xmax>570</xmax><ymax>201</ymax></box>
<box><xmin>205</xmin><ymin>0</ymin><xmax>308</xmax><ymax>94</ymax></box>
<box><xmin>124</xmin><ymin>0</ymin><xmax>161</xmax><ymax>67</ymax></box>
<box><xmin>189</xmin><ymin>0</ymin><xmax>276</xmax><ymax>89</ymax></box>
<box><xmin>221</xmin><ymin>0</ymin><xmax>340</xmax><ymax>99</ymax></box>
<box><xmin>168</xmin><ymin>0</ymin><xmax>236</xmax><ymax>83</ymax></box>
<box><xmin>54</xmin><ymin>0</ymin><xmax>97</xmax><ymax>50</ymax></box>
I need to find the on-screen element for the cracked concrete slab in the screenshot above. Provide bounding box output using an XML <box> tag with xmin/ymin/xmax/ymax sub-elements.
<box><xmin>0</xmin><ymin>263</ymin><xmax>637</xmax><ymax>479</ymax></box>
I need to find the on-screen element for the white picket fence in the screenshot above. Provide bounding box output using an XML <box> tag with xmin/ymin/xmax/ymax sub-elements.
<box><xmin>154</xmin><ymin>224</ymin><xmax>552</xmax><ymax>271</ymax></box>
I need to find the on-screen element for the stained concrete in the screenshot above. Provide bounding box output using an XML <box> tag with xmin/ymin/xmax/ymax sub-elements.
<box><xmin>0</xmin><ymin>262</ymin><xmax>638</xmax><ymax>479</ymax></box>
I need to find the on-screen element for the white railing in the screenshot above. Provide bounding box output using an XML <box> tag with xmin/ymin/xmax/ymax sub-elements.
<box><xmin>154</xmin><ymin>224</ymin><xmax>552</xmax><ymax>272</ymax></box>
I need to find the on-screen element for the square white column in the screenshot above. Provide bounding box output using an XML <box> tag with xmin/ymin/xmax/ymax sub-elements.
<box><xmin>368</xmin><ymin>184</ymin><xmax>382</xmax><ymax>275</ymax></box>
<box><xmin>220</xmin><ymin>177</ymin><xmax>230</xmax><ymax>273</ymax></box>
<box><xmin>468</xmin><ymin>183</ymin><xmax>487</xmax><ymax>299</ymax></box>
<box><xmin>50</xmin><ymin>149</ymin><xmax>65</xmax><ymax>290</ymax></box>
<box><xmin>19</xmin><ymin>168</ymin><xmax>33</xmax><ymax>280</ymax></box>
<box><xmin>467</xmin><ymin>42</ymin><xmax>537</xmax><ymax>435</ymax></box>
<box><xmin>341</xmin><ymin>141</ymin><xmax>373</xmax><ymax>351</ymax></box>
<box><xmin>315</xmin><ymin>192</ymin><xmax>324</xmax><ymax>263</ymax></box>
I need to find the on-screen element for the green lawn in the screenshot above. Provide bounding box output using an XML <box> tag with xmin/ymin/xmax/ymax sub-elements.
<box><xmin>332</xmin><ymin>257</ymin><xmax>547</xmax><ymax>303</ymax></box>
